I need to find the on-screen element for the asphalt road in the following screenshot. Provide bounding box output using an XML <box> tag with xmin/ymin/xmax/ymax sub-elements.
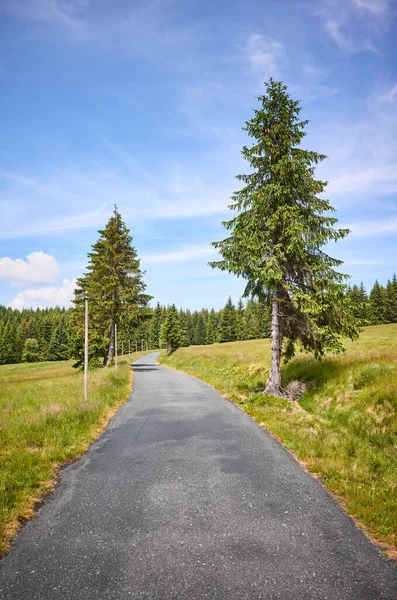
<box><xmin>1</xmin><ymin>352</ymin><xmax>396</xmax><ymax>599</ymax></box>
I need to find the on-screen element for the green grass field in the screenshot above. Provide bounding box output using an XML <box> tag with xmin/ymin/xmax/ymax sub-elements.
<box><xmin>160</xmin><ymin>324</ymin><xmax>397</xmax><ymax>555</ymax></box>
<box><xmin>0</xmin><ymin>353</ymin><xmax>144</xmax><ymax>556</ymax></box>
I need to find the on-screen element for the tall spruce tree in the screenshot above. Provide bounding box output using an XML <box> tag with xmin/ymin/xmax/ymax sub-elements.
<box><xmin>385</xmin><ymin>275</ymin><xmax>397</xmax><ymax>323</ymax></box>
<box><xmin>210</xmin><ymin>80</ymin><xmax>359</xmax><ymax>396</ymax></box>
<box><xmin>236</xmin><ymin>299</ymin><xmax>245</xmax><ymax>341</ymax></box>
<box><xmin>178</xmin><ymin>309</ymin><xmax>190</xmax><ymax>347</ymax></box>
<box><xmin>160</xmin><ymin>305</ymin><xmax>180</xmax><ymax>355</ymax></box>
<box><xmin>194</xmin><ymin>312</ymin><xmax>207</xmax><ymax>345</ymax></box>
<box><xmin>218</xmin><ymin>297</ymin><xmax>237</xmax><ymax>343</ymax></box>
<box><xmin>369</xmin><ymin>280</ymin><xmax>387</xmax><ymax>325</ymax></box>
<box><xmin>72</xmin><ymin>207</ymin><xmax>151</xmax><ymax>366</ymax></box>
<box><xmin>48</xmin><ymin>324</ymin><xmax>70</xmax><ymax>361</ymax></box>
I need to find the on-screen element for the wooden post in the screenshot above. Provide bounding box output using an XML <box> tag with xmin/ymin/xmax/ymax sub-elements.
<box><xmin>115</xmin><ymin>323</ymin><xmax>118</xmax><ymax>373</ymax></box>
<box><xmin>84</xmin><ymin>298</ymin><xmax>88</xmax><ymax>401</ymax></box>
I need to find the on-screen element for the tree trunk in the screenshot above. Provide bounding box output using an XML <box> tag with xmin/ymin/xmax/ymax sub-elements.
<box><xmin>265</xmin><ymin>289</ymin><xmax>284</xmax><ymax>396</ymax></box>
<box><xmin>104</xmin><ymin>321</ymin><xmax>115</xmax><ymax>366</ymax></box>
<box><xmin>166</xmin><ymin>343</ymin><xmax>172</xmax><ymax>356</ymax></box>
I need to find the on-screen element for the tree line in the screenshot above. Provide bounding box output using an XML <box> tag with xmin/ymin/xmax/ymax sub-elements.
<box><xmin>0</xmin><ymin>306</ymin><xmax>70</xmax><ymax>364</ymax></box>
<box><xmin>347</xmin><ymin>278</ymin><xmax>397</xmax><ymax>325</ymax></box>
<box><xmin>0</xmin><ymin>295</ymin><xmax>270</xmax><ymax>365</ymax></box>
<box><xmin>0</xmin><ymin>275</ymin><xmax>396</xmax><ymax>365</ymax></box>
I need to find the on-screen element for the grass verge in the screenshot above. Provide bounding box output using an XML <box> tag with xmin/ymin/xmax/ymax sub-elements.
<box><xmin>159</xmin><ymin>324</ymin><xmax>397</xmax><ymax>556</ymax></box>
<box><xmin>0</xmin><ymin>352</ymin><xmax>145</xmax><ymax>556</ymax></box>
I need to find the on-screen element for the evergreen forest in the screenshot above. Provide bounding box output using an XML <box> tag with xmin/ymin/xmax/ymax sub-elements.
<box><xmin>0</xmin><ymin>277</ymin><xmax>396</xmax><ymax>365</ymax></box>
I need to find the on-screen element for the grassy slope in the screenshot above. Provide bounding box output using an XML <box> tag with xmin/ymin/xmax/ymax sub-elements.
<box><xmin>160</xmin><ymin>324</ymin><xmax>397</xmax><ymax>554</ymax></box>
<box><xmin>0</xmin><ymin>353</ymin><xmax>145</xmax><ymax>556</ymax></box>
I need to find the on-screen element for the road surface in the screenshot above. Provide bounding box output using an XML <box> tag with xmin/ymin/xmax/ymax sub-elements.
<box><xmin>1</xmin><ymin>352</ymin><xmax>396</xmax><ymax>599</ymax></box>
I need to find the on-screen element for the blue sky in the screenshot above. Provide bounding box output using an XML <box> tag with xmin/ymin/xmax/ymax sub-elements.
<box><xmin>0</xmin><ymin>0</ymin><xmax>396</xmax><ymax>311</ymax></box>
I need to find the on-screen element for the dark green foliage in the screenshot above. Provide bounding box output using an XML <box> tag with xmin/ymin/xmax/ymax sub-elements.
<box><xmin>210</xmin><ymin>79</ymin><xmax>360</xmax><ymax>394</ymax></box>
<box><xmin>347</xmin><ymin>284</ymin><xmax>368</xmax><ymax>325</ymax></box>
<box><xmin>385</xmin><ymin>275</ymin><xmax>397</xmax><ymax>324</ymax></box>
<box><xmin>369</xmin><ymin>280</ymin><xmax>387</xmax><ymax>325</ymax></box>
<box><xmin>0</xmin><ymin>306</ymin><xmax>70</xmax><ymax>365</ymax></box>
<box><xmin>218</xmin><ymin>296</ymin><xmax>237</xmax><ymax>343</ymax></box>
<box><xmin>160</xmin><ymin>305</ymin><xmax>181</xmax><ymax>355</ymax></box>
<box><xmin>236</xmin><ymin>299</ymin><xmax>245</xmax><ymax>341</ymax></box>
<box><xmin>205</xmin><ymin>309</ymin><xmax>218</xmax><ymax>345</ymax></box>
<box><xmin>0</xmin><ymin>321</ymin><xmax>18</xmax><ymax>364</ymax></box>
<box><xmin>178</xmin><ymin>309</ymin><xmax>190</xmax><ymax>347</ymax></box>
<box><xmin>0</xmin><ymin>268</ymin><xmax>395</xmax><ymax>367</ymax></box>
<box><xmin>48</xmin><ymin>325</ymin><xmax>70</xmax><ymax>361</ymax></box>
<box><xmin>193</xmin><ymin>313</ymin><xmax>207</xmax><ymax>346</ymax></box>
<box><xmin>22</xmin><ymin>338</ymin><xmax>41</xmax><ymax>362</ymax></box>
<box><xmin>148</xmin><ymin>303</ymin><xmax>163</xmax><ymax>349</ymax></box>
<box><xmin>71</xmin><ymin>207</ymin><xmax>152</xmax><ymax>366</ymax></box>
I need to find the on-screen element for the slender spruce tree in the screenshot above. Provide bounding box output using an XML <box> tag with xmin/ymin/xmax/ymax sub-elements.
<box><xmin>48</xmin><ymin>324</ymin><xmax>70</xmax><ymax>361</ymax></box>
<box><xmin>71</xmin><ymin>207</ymin><xmax>151</xmax><ymax>366</ymax></box>
<box><xmin>369</xmin><ymin>280</ymin><xmax>387</xmax><ymax>325</ymax></box>
<box><xmin>385</xmin><ymin>275</ymin><xmax>397</xmax><ymax>323</ymax></box>
<box><xmin>210</xmin><ymin>79</ymin><xmax>359</xmax><ymax>397</ymax></box>
<box><xmin>160</xmin><ymin>305</ymin><xmax>180</xmax><ymax>355</ymax></box>
<box><xmin>218</xmin><ymin>297</ymin><xmax>237</xmax><ymax>343</ymax></box>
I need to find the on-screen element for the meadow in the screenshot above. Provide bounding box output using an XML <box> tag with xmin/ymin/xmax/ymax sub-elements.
<box><xmin>0</xmin><ymin>353</ymin><xmax>144</xmax><ymax>556</ymax></box>
<box><xmin>160</xmin><ymin>324</ymin><xmax>397</xmax><ymax>556</ymax></box>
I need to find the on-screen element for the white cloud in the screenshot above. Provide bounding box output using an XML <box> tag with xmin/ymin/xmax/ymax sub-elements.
<box><xmin>0</xmin><ymin>204</ymin><xmax>109</xmax><ymax>240</ymax></box>
<box><xmin>4</xmin><ymin>0</ymin><xmax>198</xmax><ymax>57</ymax></box>
<box><xmin>245</xmin><ymin>34</ymin><xmax>285</xmax><ymax>78</ymax></box>
<box><xmin>0</xmin><ymin>252</ymin><xmax>60</xmax><ymax>285</ymax></box>
<box><xmin>10</xmin><ymin>278</ymin><xmax>77</xmax><ymax>310</ymax></box>
<box><xmin>348</xmin><ymin>218</ymin><xmax>397</xmax><ymax>237</ymax></box>
<box><xmin>142</xmin><ymin>245</ymin><xmax>217</xmax><ymax>264</ymax></box>
<box><xmin>0</xmin><ymin>163</ymin><xmax>233</xmax><ymax>239</ymax></box>
<box><xmin>344</xmin><ymin>259</ymin><xmax>386</xmax><ymax>265</ymax></box>
<box><xmin>353</xmin><ymin>0</ymin><xmax>389</xmax><ymax>16</ymax></box>
<box><xmin>6</xmin><ymin>0</ymin><xmax>87</xmax><ymax>29</ymax></box>
<box><xmin>378</xmin><ymin>82</ymin><xmax>397</xmax><ymax>104</ymax></box>
<box><xmin>328</xmin><ymin>165</ymin><xmax>397</xmax><ymax>195</ymax></box>
<box><xmin>313</xmin><ymin>82</ymin><xmax>397</xmax><ymax>201</ymax></box>
<box><xmin>319</xmin><ymin>0</ymin><xmax>391</xmax><ymax>52</ymax></box>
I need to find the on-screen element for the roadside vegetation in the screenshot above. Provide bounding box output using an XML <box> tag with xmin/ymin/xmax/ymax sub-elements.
<box><xmin>160</xmin><ymin>324</ymin><xmax>397</xmax><ymax>555</ymax></box>
<box><xmin>0</xmin><ymin>353</ymin><xmax>144</xmax><ymax>556</ymax></box>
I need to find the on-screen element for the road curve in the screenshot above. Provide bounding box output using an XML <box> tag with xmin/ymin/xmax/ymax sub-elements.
<box><xmin>1</xmin><ymin>352</ymin><xmax>396</xmax><ymax>599</ymax></box>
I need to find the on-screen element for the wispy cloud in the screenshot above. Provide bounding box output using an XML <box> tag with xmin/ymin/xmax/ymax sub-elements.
<box><xmin>353</xmin><ymin>0</ymin><xmax>390</xmax><ymax>16</ymax></box>
<box><xmin>348</xmin><ymin>218</ymin><xmax>397</xmax><ymax>237</ymax></box>
<box><xmin>0</xmin><ymin>162</ymin><xmax>233</xmax><ymax>239</ymax></box>
<box><xmin>4</xmin><ymin>0</ymin><xmax>199</xmax><ymax>58</ymax></box>
<box><xmin>0</xmin><ymin>201</ymin><xmax>109</xmax><ymax>240</ymax></box>
<box><xmin>378</xmin><ymin>81</ymin><xmax>397</xmax><ymax>104</ymax></box>
<box><xmin>142</xmin><ymin>245</ymin><xmax>217</xmax><ymax>264</ymax></box>
<box><xmin>245</xmin><ymin>34</ymin><xmax>286</xmax><ymax>79</ymax></box>
<box><xmin>344</xmin><ymin>259</ymin><xmax>387</xmax><ymax>265</ymax></box>
<box><xmin>328</xmin><ymin>165</ymin><xmax>397</xmax><ymax>195</ymax></box>
<box><xmin>319</xmin><ymin>0</ymin><xmax>392</xmax><ymax>52</ymax></box>
<box><xmin>314</xmin><ymin>83</ymin><xmax>397</xmax><ymax>201</ymax></box>
<box><xmin>6</xmin><ymin>0</ymin><xmax>88</xmax><ymax>30</ymax></box>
